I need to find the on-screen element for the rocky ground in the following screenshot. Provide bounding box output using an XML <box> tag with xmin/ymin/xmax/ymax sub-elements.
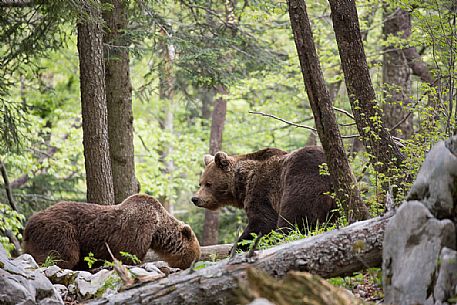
<box><xmin>0</xmin><ymin>244</ymin><xmax>182</xmax><ymax>305</ymax></box>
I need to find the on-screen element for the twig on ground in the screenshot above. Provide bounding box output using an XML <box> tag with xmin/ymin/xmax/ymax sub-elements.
<box><xmin>247</xmin><ymin>232</ymin><xmax>264</xmax><ymax>258</ymax></box>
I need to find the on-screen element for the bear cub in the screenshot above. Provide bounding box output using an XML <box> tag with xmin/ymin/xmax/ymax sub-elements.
<box><xmin>192</xmin><ymin>147</ymin><xmax>336</xmax><ymax>246</ymax></box>
<box><xmin>24</xmin><ymin>194</ymin><xmax>201</xmax><ymax>270</ymax></box>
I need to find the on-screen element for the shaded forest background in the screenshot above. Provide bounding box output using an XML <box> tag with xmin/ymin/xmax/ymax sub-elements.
<box><xmin>0</xmin><ymin>0</ymin><xmax>456</xmax><ymax>249</ymax></box>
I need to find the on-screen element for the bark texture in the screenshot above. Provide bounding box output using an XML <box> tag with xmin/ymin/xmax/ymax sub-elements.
<box><xmin>288</xmin><ymin>0</ymin><xmax>369</xmax><ymax>221</ymax></box>
<box><xmin>88</xmin><ymin>214</ymin><xmax>389</xmax><ymax>305</ymax></box>
<box><xmin>328</xmin><ymin>0</ymin><xmax>405</xmax><ymax>176</ymax></box>
<box><xmin>77</xmin><ymin>13</ymin><xmax>115</xmax><ymax>205</ymax></box>
<box><xmin>202</xmin><ymin>94</ymin><xmax>227</xmax><ymax>245</ymax></box>
<box><xmin>382</xmin><ymin>7</ymin><xmax>413</xmax><ymax>138</ymax></box>
<box><xmin>102</xmin><ymin>0</ymin><xmax>137</xmax><ymax>204</ymax></box>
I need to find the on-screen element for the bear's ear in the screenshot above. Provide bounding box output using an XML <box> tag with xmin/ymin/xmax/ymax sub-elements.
<box><xmin>204</xmin><ymin>154</ymin><xmax>214</xmax><ymax>166</ymax></box>
<box><xmin>215</xmin><ymin>151</ymin><xmax>230</xmax><ymax>171</ymax></box>
<box><xmin>181</xmin><ymin>225</ymin><xmax>193</xmax><ymax>240</ymax></box>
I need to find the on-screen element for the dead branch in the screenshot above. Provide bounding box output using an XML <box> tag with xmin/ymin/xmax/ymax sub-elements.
<box><xmin>248</xmin><ymin>111</ymin><xmax>318</xmax><ymax>134</ymax></box>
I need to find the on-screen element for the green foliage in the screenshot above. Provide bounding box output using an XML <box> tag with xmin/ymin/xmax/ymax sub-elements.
<box><xmin>132</xmin><ymin>0</ymin><xmax>284</xmax><ymax>88</ymax></box>
<box><xmin>0</xmin><ymin>203</ymin><xmax>25</xmax><ymax>257</ymax></box>
<box><xmin>84</xmin><ymin>251</ymin><xmax>141</xmax><ymax>269</ymax></box>
<box><xmin>119</xmin><ymin>251</ymin><xmax>141</xmax><ymax>265</ymax></box>
<box><xmin>192</xmin><ymin>261</ymin><xmax>215</xmax><ymax>270</ymax></box>
<box><xmin>41</xmin><ymin>252</ymin><xmax>63</xmax><ymax>268</ymax></box>
<box><xmin>319</xmin><ymin>163</ymin><xmax>330</xmax><ymax>176</ymax></box>
<box><xmin>0</xmin><ymin>100</ymin><xmax>24</xmax><ymax>154</ymax></box>
<box><xmin>84</xmin><ymin>252</ymin><xmax>98</xmax><ymax>269</ymax></box>
<box><xmin>0</xmin><ymin>2</ymin><xmax>77</xmax><ymax>152</ymax></box>
<box><xmin>84</xmin><ymin>252</ymin><xmax>115</xmax><ymax>269</ymax></box>
<box><xmin>356</xmin><ymin>91</ymin><xmax>448</xmax><ymax>206</ymax></box>
<box><xmin>95</xmin><ymin>274</ymin><xmax>122</xmax><ymax>298</ymax></box>
<box><xmin>328</xmin><ymin>268</ymin><xmax>383</xmax><ymax>299</ymax></box>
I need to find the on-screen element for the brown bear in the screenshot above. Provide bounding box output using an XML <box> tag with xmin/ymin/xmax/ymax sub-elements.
<box><xmin>23</xmin><ymin>194</ymin><xmax>201</xmax><ymax>270</ymax></box>
<box><xmin>192</xmin><ymin>147</ymin><xmax>336</xmax><ymax>246</ymax></box>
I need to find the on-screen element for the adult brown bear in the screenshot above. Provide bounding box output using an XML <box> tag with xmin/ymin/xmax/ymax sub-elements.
<box><xmin>23</xmin><ymin>194</ymin><xmax>201</xmax><ymax>270</ymax></box>
<box><xmin>192</xmin><ymin>147</ymin><xmax>336</xmax><ymax>245</ymax></box>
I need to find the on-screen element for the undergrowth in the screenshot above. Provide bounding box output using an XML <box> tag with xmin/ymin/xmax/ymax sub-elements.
<box><xmin>329</xmin><ymin>267</ymin><xmax>384</xmax><ymax>301</ymax></box>
<box><xmin>238</xmin><ymin>220</ymin><xmax>337</xmax><ymax>252</ymax></box>
<box><xmin>0</xmin><ymin>203</ymin><xmax>24</xmax><ymax>257</ymax></box>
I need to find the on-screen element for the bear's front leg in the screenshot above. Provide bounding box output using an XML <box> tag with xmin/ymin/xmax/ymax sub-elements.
<box><xmin>234</xmin><ymin>202</ymin><xmax>278</xmax><ymax>252</ymax></box>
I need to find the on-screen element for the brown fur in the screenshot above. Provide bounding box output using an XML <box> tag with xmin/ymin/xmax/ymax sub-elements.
<box><xmin>192</xmin><ymin>147</ymin><xmax>336</xmax><ymax>244</ymax></box>
<box><xmin>23</xmin><ymin>194</ymin><xmax>200</xmax><ymax>270</ymax></box>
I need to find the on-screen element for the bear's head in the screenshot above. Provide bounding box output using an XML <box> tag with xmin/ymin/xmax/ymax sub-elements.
<box><xmin>158</xmin><ymin>223</ymin><xmax>201</xmax><ymax>269</ymax></box>
<box><xmin>192</xmin><ymin>151</ymin><xmax>237</xmax><ymax>210</ymax></box>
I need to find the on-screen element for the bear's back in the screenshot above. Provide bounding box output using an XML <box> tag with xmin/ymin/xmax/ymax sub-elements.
<box><xmin>239</xmin><ymin>147</ymin><xmax>288</xmax><ymax>161</ymax></box>
<box><xmin>277</xmin><ymin>146</ymin><xmax>336</xmax><ymax>228</ymax></box>
<box><xmin>282</xmin><ymin>146</ymin><xmax>327</xmax><ymax>175</ymax></box>
<box><xmin>77</xmin><ymin>198</ymin><xmax>160</xmax><ymax>262</ymax></box>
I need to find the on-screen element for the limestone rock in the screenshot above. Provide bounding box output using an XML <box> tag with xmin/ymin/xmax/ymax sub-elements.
<box><xmin>43</xmin><ymin>265</ymin><xmax>77</xmax><ymax>286</ymax></box>
<box><xmin>247</xmin><ymin>298</ymin><xmax>276</xmax><ymax>305</ymax></box>
<box><xmin>407</xmin><ymin>139</ymin><xmax>457</xmax><ymax>218</ymax></box>
<box><xmin>0</xmin><ymin>244</ymin><xmax>64</xmax><ymax>305</ymax></box>
<box><xmin>75</xmin><ymin>269</ymin><xmax>120</xmax><ymax>300</ymax></box>
<box><xmin>383</xmin><ymin>201</ymin><xmax>456</xmax><ymax>305</ymax></box>
<box><xmin>12</xmin><ymin>254</ymin><xmax>39</xmax><ymax>271</ymax></box>
<box><xmin>434</xmin><ymin>247</ymin><xmax>457</xmax><ymax>303</ymax></box>
<box><xmin>53</xmin><ymin>284</ymin><xmax>68</xmax><ymax>300</ymax></box>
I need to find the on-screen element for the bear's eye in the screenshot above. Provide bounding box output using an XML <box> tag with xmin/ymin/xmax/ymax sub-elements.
<box><xmin>205</xmin><ymin>182</ymin><xmax>212</xmax><ymax>188</ymax></box>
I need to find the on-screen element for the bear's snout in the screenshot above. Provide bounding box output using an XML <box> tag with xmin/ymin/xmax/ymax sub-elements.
<box><xmin>191</xmin><ymin>196</ymin><xmax>200</xmax><ymax>206</ymax></box>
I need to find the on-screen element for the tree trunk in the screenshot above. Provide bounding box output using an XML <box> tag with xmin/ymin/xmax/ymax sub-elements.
<box><xmin>102</xmin><ymin>0</ymin><xmax>137</xmax><ymax>204</ymax></box>
<box><xmin>202</xmin><ymin>92</ymin><xmax>227</xmax><ymax>245</ymax></box>
<box><xmin>157</xmin><ymin>28</ymin><xmax>176</xmax><ymax>212</ymax></box>
<box><xmin>328</xmin><ymin>0</ymin><xmax>405</xmax><ymax>178</ymax></box>
<box><xmin>89</xmin><ymin>214</ymin><xmax>390</xmax><ymax>305</ymax></box>
<box><xmin>77</xmin><ymin>8</ymin><xmax>115</xmax><ymax>205</ymax></box>
<box><xmin>0</xmin><ymin>160</ymin><xmax>17</xmax><ymax>211</ymax></box>
<box><xmin>200</xmin><ymin>88</ymin><xmax>215</xmax><ymax>124</ymax></box>
<box><xmin>288</xmin><ymin>0</ymin><xmax>369</xmax><ymax>221</ymax></box>
<box><xmin>203</xmin><ymin>210</ymin><xmax>220</xmax><ymax>246</ymax></box>
<box><xmin>382</xmin><ymin>7</ymin><xmax>413</xmax><ymax>139</ymax></box>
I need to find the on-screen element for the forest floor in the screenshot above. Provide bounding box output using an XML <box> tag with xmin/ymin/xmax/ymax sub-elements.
<box><xmin>331</xmin><ymin>268</ymin><xmax>384</xmax><ymax>304</ymax></box>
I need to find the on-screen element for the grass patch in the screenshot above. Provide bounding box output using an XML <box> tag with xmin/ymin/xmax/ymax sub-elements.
<box><xmin>238</xmin><ymin>220</ymin><xmax>337</xmax><ymax>251</ymax></box>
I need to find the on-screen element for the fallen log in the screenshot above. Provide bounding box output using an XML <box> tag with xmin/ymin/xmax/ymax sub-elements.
<box><xmin>89</xmin><ymin>214</ymin><xmax>391</xmax><ymax>305</ymax></box>
<box><xmin>144</xmin><ymin>243</ymin><xmax>232</xmax><ymax>263</ymax></box>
